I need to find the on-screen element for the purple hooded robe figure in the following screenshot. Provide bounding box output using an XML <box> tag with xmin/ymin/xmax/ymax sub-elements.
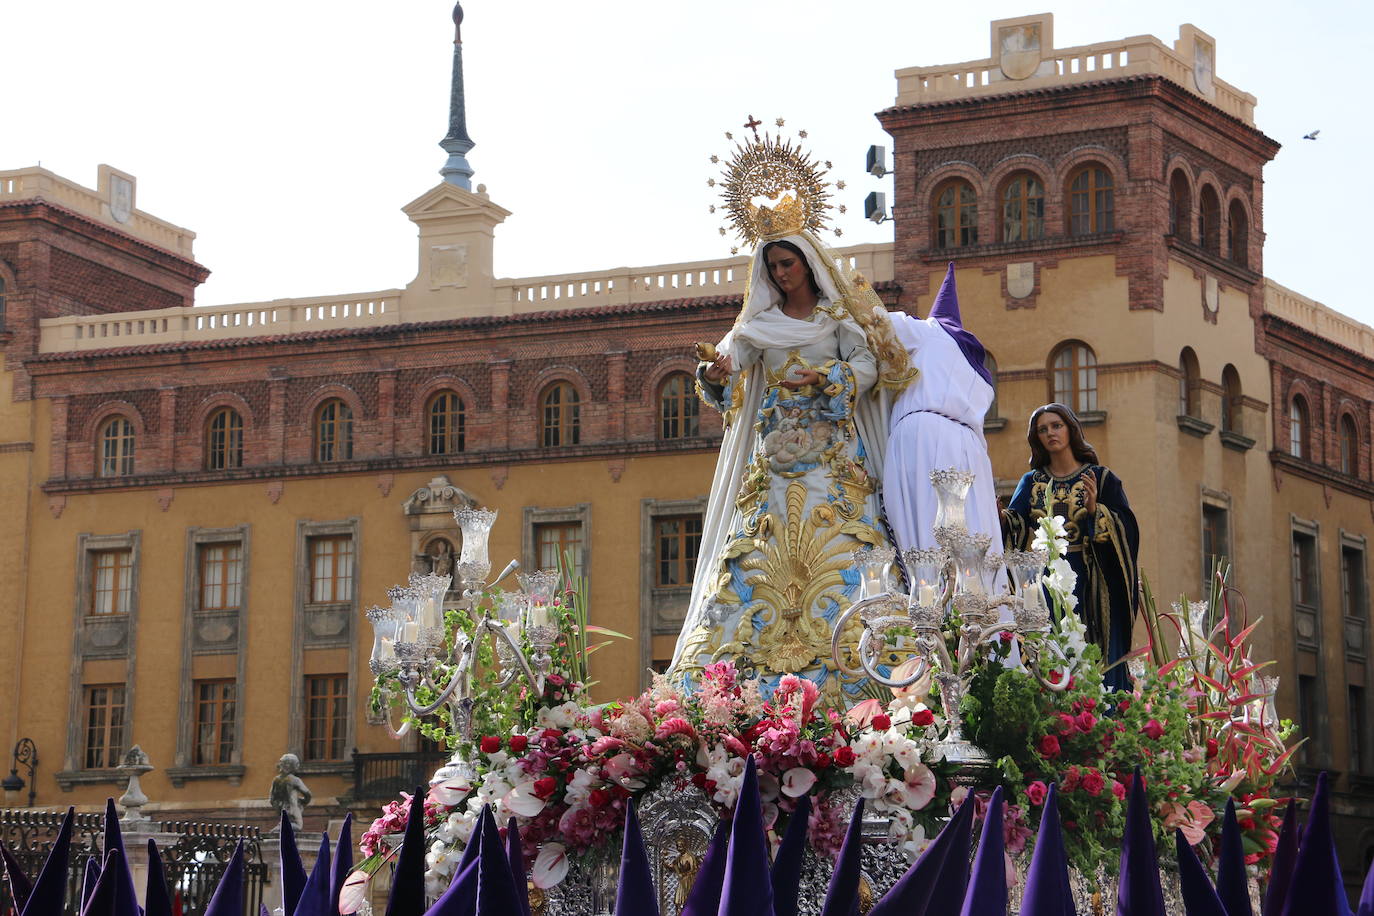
<box><xmin>885</xmin><ymin>263</ymin><xmax>1002</xmax><ymax>562</ymax></box>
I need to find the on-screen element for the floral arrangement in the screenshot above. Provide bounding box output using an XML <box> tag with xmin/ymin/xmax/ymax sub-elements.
<box><xmin>350</xmin><ymin>518</ymin><xmax>1299</xmax><ymax>905</ymax></box>
<box><xmin>351</xmin><ymin>660</ymin><xmax>955</xmax><ymax>900</ymax></box>
<box><xmin>964</xmin><ymin>519</ymin><xmax>1298</xmax><ymax>874</ymax></box>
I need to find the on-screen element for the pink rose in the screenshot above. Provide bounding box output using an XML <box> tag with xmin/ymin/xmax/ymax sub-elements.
<box><xmin>1082</xmin><ymin>770</ymin><xmax>1105</xmax><ymax>797</ymax></box>
<box><xmin>1057</xmin><ymin>714</ymin><xmax>1076</xmax><ymax>736</ymax></box>
<box><xmin>1141</xmin><ymin>719</ymin><xmax>1165</xmax><ymax>741</ymax></box>
<box><xmin>1075</xmin><ymin>711</ymin><xmax>1097</xmax><ymax>733</ymax></box>
<box><xmin>1026</xmin><ymin>781</ymin><xmax>1048</xmax><ymax>806</ymax></box>
<box><xmin>1038</xmin><ymin>735</ymin><xmax>1061</xmax><ymax>758</ymax></box>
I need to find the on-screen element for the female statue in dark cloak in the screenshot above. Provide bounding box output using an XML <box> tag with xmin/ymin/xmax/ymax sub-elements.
<box><xmin>1001</xmin><ymin>403</ymin><xmax>1140</xmax><ymax>690</ymax></box>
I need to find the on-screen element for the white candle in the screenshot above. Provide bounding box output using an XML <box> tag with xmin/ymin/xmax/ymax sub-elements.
<box><xmin>378</xmin><ymin>637</ymin><xmax>396</xmax><ymax>661</ymax></box>
<box><xmin>402</xmin><ymin>622</ymin><xmax>419</xmax><ymax>643</ymax></box>
<box><xmin>918</xmin><ymin>584</ymin><xmax>936</xmax><ymax>606</ymax></box>
<box><xmin>419</xmin><ymin>596</ymin><xmax>442</xmax><ymax>629</ymax></box>
<box><xmin>529</xmin><ymin>602</ymin><xmax>550</xmax><ymax>629</ymax></box>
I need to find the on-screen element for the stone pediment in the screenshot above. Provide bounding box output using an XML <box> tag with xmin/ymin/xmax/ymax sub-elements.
<box><xmin>403</xmin><ymin>474</ymin><xmax>478</xmax><ymax>516</ymax></box>
<box><xmin>402</xmin><ymin>182</ymin><xmax>512</xmax><ymax>223</ymax></box>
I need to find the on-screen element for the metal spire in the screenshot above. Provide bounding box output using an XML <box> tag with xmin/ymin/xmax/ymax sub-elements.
<box><xmin>439</xmin><ymin>2</ymin><xmax>475</xmax><ymax>189</ymax></box>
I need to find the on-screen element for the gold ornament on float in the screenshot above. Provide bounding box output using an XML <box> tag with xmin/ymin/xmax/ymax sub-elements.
<box><xmin>709</xmin><ymin>115</ymin><xmax>841</xmax><ymax>247</ymax></box>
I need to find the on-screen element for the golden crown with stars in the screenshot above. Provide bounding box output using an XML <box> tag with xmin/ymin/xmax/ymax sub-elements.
<box><xmin>708</xmin><ymin>116</ymin><xmax>847</xmax><ymax>253</ymax></box>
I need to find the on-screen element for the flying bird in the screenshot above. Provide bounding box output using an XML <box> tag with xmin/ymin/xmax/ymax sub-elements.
<box><xmin>1303</xmin><ymin>130</ymin><xmax>1320</xmax><ymax>140</ymax></box>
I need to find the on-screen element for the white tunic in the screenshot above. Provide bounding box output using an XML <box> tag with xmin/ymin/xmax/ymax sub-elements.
<box><xmin>885</xmin><ymin>313</ymin><xmax>1001</xmax><ymax>555</ymax></box>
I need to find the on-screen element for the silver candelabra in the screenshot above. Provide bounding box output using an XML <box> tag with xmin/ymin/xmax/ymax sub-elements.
<box><xmin>832</xmin><ymin>469</ymin><xmax>1066</xmax><ymax>777</ymax></box>
<box><xmin>366</xmin><ymin>506</ymin><xmax>563</xmax><ymax>784</ymax></box>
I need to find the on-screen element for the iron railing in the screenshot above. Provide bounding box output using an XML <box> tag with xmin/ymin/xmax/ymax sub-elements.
<box><xmin>350</xmin><ymin>750</ymin><xmax>450</xmax><ymax>803</ymax></box>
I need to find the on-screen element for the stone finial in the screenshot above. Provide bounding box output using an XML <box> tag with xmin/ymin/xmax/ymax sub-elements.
<box><xmin>440</xmin><ymin>3</ymin><xmax>476</xmax><ymax>188</ymax></box>
<box><xmin>117</xmin><ymin>745</ymin><xmax>154</xmax><ymax>822</ymax></box>
<box><xmin>269</xmin><ymin>753</ymin><xmax>313</xmax><ymax>832</ymax></box>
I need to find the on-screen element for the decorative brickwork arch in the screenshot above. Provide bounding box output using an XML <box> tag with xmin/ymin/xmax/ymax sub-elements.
<box><xmin>1196</xmin><ymin>178</ymin><xmax>1223</xmax><ymax>253</ymax></box>
<box><xmin>1164</xmin><ymin>157</ymin><xmax>1196</xmax><ymax>241</ymax></box>
<box><xmin>1286</xmin><ymin>382</ymin><xmax>1315</xmax><ymax>460</ymax></box>
<box><xmin>1336</xmin><ymin>407</ymin><xmax>1362</xmax><ymax>478</ymax></box>
<box><xmin>85</xmin><ymin>402</ymin><xmax>146</xmax><ymax>479</ymax></box>
<box><xmin>302</xmin><ymin>384</ymin><xmax>365</xmax><ymax>464</ymax></box>
<box><xmin>408</xmin><ymin>375</ymin><xmax>479</xmax><ymax>457</ymax></box>
<box><xmin>916</xmin><ymin>162</ymin><xmax>985</xmax><ymax>250</ymax></box>
<box><xmin>1224</xmin><ymin>191</ymin><xmax>1253</xmax><ymax>267</ymax></box>
<box><xmin>1056</xmin><ymin>147</ymin><xmax>1126</xmax><ymax>237</ymax></box>
<box><xmin>189</xmin><ymin>392</ymin><xmax>255</xmax><ymax>470</ymax></box>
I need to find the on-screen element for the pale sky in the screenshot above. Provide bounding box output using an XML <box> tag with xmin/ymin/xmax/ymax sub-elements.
<box><xmin>4</xmin><ymin>1</ymin><xmax>1369</xmax><ymax>324</ymax></box>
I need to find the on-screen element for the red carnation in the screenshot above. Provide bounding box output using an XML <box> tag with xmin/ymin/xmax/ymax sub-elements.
<box><xmin>532</xmin><ymin>777</ymin><xmax>558</xmax><ymax>799</ymax></box>
<box><xmin>509</xmin><ymin>734</ymin><xmax>529</xmax><ymax>753</ymax></box>
<box><xmin>1141</xmin><ymin>719</ymin><xmax>1165</xmax><ymax>741</ymax></box>
<box><xmin>833</xmin><ymin>746</ymin><xmax>857</xmax><ymax>767</ymax></box>
<box><xmin>1038</xmin><ymin>734</ymin><xmax>1061</xmax><ymax>758</ymax></box>
<box><xmin>912</xmin><ymin>708</ymin><xmax>935</xmax><ymax>727</ymax></box>
<box><xmin>871</xmin><ymin>713</ymin><xmax>892</xmax><ymax>731</ymax></box>
<box><xmin>479</xmin><ymin>736</ymin><xmax>502</xmax><ymax>754</ymax></box>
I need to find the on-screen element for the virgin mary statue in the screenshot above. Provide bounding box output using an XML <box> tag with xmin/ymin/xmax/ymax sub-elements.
<box><xmin>668</xmin><ymin>144</ymin><xmax>913</xmax><ymax>707</ymax></box>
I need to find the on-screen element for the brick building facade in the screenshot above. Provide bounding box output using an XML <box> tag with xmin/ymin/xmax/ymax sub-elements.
<box><xmin>0</xmin><ymin>12</ymin><xmax>1371</xmax><ymax>898</ymax></box>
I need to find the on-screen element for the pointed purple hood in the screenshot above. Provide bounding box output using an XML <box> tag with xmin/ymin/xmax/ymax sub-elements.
<box><xmin>1019</xmin><ymin>784</ymin><xmax>1075</xmax><ymax>916</ymax></box>
<box><xmin>1116</xmin><ymin>770</ymin><xmax>1165</xmax><ymax>916</ymax></box>
<box><xmin>145</xmin><ymin>839</ymin><xmax>175</xmax><ymax>916</ymax></box>
<box><xmin>203</xmin><ymin>840</ymin><xmax>246</xmax><ymax>916</ymax></box>
<box><xmin>820</xmin><ymin>797</ymin><xmax>865</xmax><ymax>916</ymax></box>
<box><xmin>1175</xmin><ymin>829</ymin><xmax>1228</xmax><ymax>916</ymax></box>
<box><xmin>614</xmin><ymin>801</ymin><xmax>659</xmax><ymax>916</ymax></box>
<box><xmin>1264</xmin><ymin>800</ymin><xmax>1299</xmax><ymax>916</ymax></box>
<box><xmin>1216</xmin><ymin>798</ymin><xmax>1252</xmax><ymax>916</ymax></box>
<box><xmin>20</xmin><ymin>807</ymin><xmax>75</xmax><ymax>916</ymax></box>
<box><xmin>960</xmin><ymin>787</ymin><xmax>1007</xmax><ymax>916</ymax></box>
<box><xmin>771</xmin><ymin>794</ymin><xmax>811</xmax><ymax>916</ymax></box>
<box><xmin>718</xmin><ymin>756</ymin><xmax>775</xmax><ymax>916</ymax></box>
<box><xmin>1</xmin><ymin>841</ymin><xmax>34</xmax><ymax>911</ymax></box>
<box><xmin>928</xmin><ymin>262</ymin><xmax>992</xmax><ymax>385</ymax></box>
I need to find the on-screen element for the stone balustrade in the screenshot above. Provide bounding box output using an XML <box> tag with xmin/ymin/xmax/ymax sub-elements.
<box><xmin>36</xmin><ymin>243</ymin><xmax>894</xmax><ymax>353</ymax></box>
<box><xmin>1265</xmin><ymin>279</ymin><xmax>1374</xmax><ymax>360</ymax></box>
<box><xmin>0</xmin><ymin>167</ymin><xmax>196</xmax><ymax>257</ymax></box>
<box><xmin>894</xmin><ymin>33</ymin><xmax>1255</xmax><ymax>125</ymax></box>
<box><xmin>38</xmin><ymin>291</ymin><xmax>402</xmax><ymax>353</ymax></box>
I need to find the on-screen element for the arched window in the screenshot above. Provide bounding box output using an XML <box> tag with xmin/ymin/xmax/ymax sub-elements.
<box><xmin>1289</xmin><ymin>394</ymin><xmax>1309</xmax><ymax>459</ymax></box>
<box><xmin>205</xmin><ymin>407</ymin><xmax>244</xmax><ymax>470</ymax></box>
<box><xmin>1198</xmin><ymin>186</ymin><xmax>1221</xmax><ymax>252</ymax></box>
<box><xmin>1178</xmin><ymin>348</ymin><xmax>1201</xmax><ymax>417</ymax></box>
<box><xmin>1168</xmin><ymin>170</ymin><xmax>1191</xmax><ymax>240</ymax></box>
<box><xmin>983</xmin><ymin>352</ymin><xmax>1000</xmax><ymax>420</ymax></box>
<box><xmin>541</xmin><ymin>382</ymin><xmax>580</xmax><ymax>447</ymax></box>
<box><xmin>1067</xmin><ymin>165</ymin><xmax>1114</xmax><ymax>235</ymax></box>
<box><xmin>1228</xmin><ymin>200</ymin><xmax>1249</xmax><ymax>267</ymax></box>
<box><xmin>315</xmin><ymin>398</ymin><xmax>353</xmax><ymax>462</ymax></box>
<box><xmin>1221</xmin><ymin>365</ymin><xmax>1242</xmax><ymax>434</ymax></box>
<box><xmin>1340</xmin><ymin>414</ymin><xmax>1359</xmax><ymax>476</ymax></box>
<box><xmin>99</xmin><ymin>416</ymin><xmax>136</xmax><ymax>477</ymax></box>
<box><xmin>1000</xmin><ymin>173</ymin><xmax>1044</xmax><ymax>242</ymax></box>
<box><xmin>658</xmin><ymin>372</ymin><xmax>699</xmax><ymax>439</ymax></box>
<box><xmin>1050</xmin><ymin>342</ymin><xmax>1098</xmax><ymax>413</ymax></box>
<box><xmin>427</xmin><ymin>391</ymin><xmax>466</xmax><ymax>455</ymax></box>
<box><xmin>933</xmin><ymin>179</ymin><xmax>978</xmax><ymax>249</ymax></box>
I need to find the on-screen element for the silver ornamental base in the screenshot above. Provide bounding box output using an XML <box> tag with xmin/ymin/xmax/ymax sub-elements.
<box><xmin>536</xmin><ymin>781</ymin><xmax>1247</xmax><ymax>916</ymax></box>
